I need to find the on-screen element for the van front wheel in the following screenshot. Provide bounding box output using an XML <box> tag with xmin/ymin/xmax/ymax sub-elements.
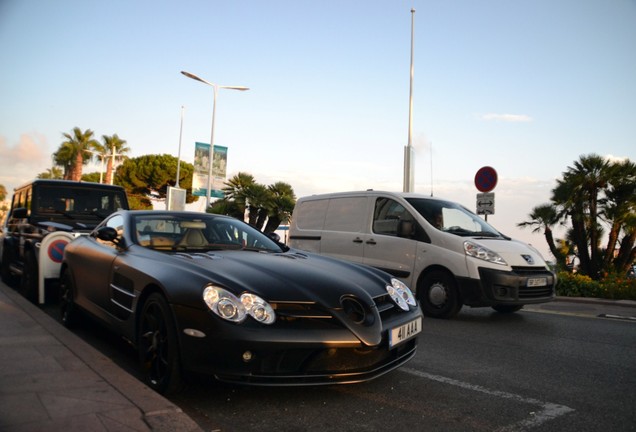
<box><xmin>419</xmin><ymin>270</ymin><xmax>462</xmax><ymax>319</ymax></box>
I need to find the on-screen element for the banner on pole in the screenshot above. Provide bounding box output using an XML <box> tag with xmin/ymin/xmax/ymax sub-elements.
<box><xmin>193</xmin><ymin>142</ymin><xmax>228</xmax><ymax>199</ymax></box>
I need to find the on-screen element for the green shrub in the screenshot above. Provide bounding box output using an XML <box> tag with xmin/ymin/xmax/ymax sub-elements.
<box><xmin>556</xmin><ymin>271</ymin><xmax>636</xmax><ymax>300</ymax></box>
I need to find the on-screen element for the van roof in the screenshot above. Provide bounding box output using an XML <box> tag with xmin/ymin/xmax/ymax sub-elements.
<box><xmin>297</xmin><ymin>190</ymin><xmax>445</xmax><ymax>201</ymax></box>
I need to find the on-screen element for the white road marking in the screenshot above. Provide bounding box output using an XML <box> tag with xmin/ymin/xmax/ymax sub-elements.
<box><xmin>401</xmin><ymin>368</ymin><xmax>575</xmax><ymax>431</ymax></box>
<box><xmin>598</xmin><ymin>314</ymin><xmax>636</xmax><ymax>321</ymax></box>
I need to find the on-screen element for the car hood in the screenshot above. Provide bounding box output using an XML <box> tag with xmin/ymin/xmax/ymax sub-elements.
<box><xmin>166</xmin><ymin>249</ymin><xmax>400</xmax><ymax>346</ymax></box>
<box><xmin>171</xmin><ymin>249</ymin><xmax>390</xmax><ymax>304</ymax></box>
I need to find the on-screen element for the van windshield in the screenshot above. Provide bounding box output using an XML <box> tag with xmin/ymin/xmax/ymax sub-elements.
<box><xmin>405</xmin><ymin>198</ymin><xmax>503</xmax><ymax>238</ymax></box>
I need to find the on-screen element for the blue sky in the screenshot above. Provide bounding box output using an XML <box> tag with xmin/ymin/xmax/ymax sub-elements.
<box><xmin>1</xmin><ymin>0</ymin><xmax>635</xmax><ymax>259</ymax></box>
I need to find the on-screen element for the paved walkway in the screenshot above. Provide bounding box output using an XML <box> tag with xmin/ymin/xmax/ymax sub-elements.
<box><xmin>0</xmin><ymin>282</ymin><xmax>202</xmax><ymax>432</ymax></box>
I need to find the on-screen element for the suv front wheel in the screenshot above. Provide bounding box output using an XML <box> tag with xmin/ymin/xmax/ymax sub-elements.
<box><xmin>21</xmin><ymin>250</ymin><xmax>39</xmax><ymax>303</ymax></box>
<box><xmin>1</xmin><ymin>244</ymin><xmax>18</xmax><ymax>287</ymax></box>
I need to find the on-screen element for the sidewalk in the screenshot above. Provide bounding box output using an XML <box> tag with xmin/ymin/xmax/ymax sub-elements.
<box><xmin>0</xmin><ymin>282</ymin><xmax>202</xmax><ymax>432</ymax></box>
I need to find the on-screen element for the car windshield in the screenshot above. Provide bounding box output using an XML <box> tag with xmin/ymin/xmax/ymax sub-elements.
<box><xmin>133</xmin><ymin>213</ymin><xmax>284</xmax><ymax>252</ymax></box>
<box><xmin>405</xmin><ymin>198</ymin><xmax>503</xmax><ymax>238</ymax></box>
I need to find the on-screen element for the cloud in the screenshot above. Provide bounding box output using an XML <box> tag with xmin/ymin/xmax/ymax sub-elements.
<box><xmin>0</xmin><ymin>134</ymin><xmax>52</xmax><ymax>193</ymax></box>
<box><xmin>480</xmin><ymin>113</ymin><xmax>533</xmax><ymax>123</ymax></box>
<box><xmin>604</xmin><ymin>154</ymin><xmax>629</xmax><ymax>164</ymax></box>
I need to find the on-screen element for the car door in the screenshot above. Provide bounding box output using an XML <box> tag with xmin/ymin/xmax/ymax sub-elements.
<box><xmin>78</xmin><ymin>215</ymin><xmax>123</xmax><ymax>314</ymax></box>
<box><xmin>362</xmin><ymin>197</ymin><xmax>418</xmax><ymax>288</ymax></box>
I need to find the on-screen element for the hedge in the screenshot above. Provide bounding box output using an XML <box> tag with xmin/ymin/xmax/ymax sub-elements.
<box><xmin>556</xmin><ymin>271</ymin><xmax>636</xmax><ymax>301</ymax></box>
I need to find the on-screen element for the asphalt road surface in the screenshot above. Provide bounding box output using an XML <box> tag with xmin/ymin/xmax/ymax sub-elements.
<box><xmin>43</xmin><ymin>300</ymin><xmax>636</xmax><ymax>432</ymax></box>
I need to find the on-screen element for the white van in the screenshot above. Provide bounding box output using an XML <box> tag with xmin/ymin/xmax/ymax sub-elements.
<box><xmin>289</xmin><ymin>191</ymin><xmax>555</xmax><ymax>318</ymax></box>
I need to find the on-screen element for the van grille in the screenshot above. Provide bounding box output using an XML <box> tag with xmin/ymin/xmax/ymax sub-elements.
<box><xmin>511</xmin><ymin>266</ymin><xmax>555</xmax><ymax>299</ymax></box>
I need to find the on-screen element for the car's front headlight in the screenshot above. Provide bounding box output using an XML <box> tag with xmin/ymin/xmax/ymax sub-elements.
<box><xmin>387</xmin><ymin>278</ymin><xmax>417</xmax><ymax>311</ymax></box>
<box><xmin>464</xmin><ymin>241</ymin><xmax>507</xmax><ymax>265</ymax></box>
<box><xmin>203</xmin><ymin>286</ymin><xmax>276</xmax><ymax>324</ymax></box>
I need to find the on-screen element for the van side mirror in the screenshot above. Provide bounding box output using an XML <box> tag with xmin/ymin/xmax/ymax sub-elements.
<box><xmin>398</xmin><ymin>220</ymin><xmax>415</xmax><ymax>238</ymax></box>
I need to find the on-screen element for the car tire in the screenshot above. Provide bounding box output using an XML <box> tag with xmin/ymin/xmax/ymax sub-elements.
<box><xmin>492</xmin><ymin>304</ymin><xmax>523</xmax><ymax>313</ymax></box>
<box><xmin>59</xmin><ymin>268</ymin><xmax>80</xmax><ymax>328</ymax></box>
<box><xmin>138</xmin><ymin>293</ymin><xmax>183</xmax><ymax>395</ymax></box>
<box><xmin>21</xmin><ymin>250</ymin><xmax>39</xmax><ymax>303</ymax></box>
<box><xmin>1</xmin><ymin>245</ymin><xmax>18</xmax><ymax>287</ymax></box>
<box><xmin>418</xmin><ymin>270</ymin><xmax>462</xmax><ymax>319</ymax></box>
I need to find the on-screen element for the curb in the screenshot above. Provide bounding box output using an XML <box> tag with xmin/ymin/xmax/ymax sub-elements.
<box><xmin>554</xmin><ymin>296</ymin><xmax>636</xmax><ymax>309</ymax></box>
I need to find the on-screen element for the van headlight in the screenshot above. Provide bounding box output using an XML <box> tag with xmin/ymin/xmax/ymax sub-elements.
<box><xmin>386</xmin><ymin>278</ymin><xmax>417</xmax><ymax>311</ymax></box>
<box><xmin>203</xmin><ymin>286</ymin><xmax>276</xmax><ymax>324</ymax></box>
<box><xmin>464</xmin><ymin>241</ymin><xmax>507</xmax><ymax>265</ymax></box>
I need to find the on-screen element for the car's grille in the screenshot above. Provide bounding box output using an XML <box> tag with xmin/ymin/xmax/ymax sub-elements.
<box><xmin>519</xmin><ymin>285</ymin><xmax>554</xmax><ymax>298</ymax></box>
<box><xmin>271</xmin><ymin>291</ymin><xmax>404</xmax><ymax>329</ymax></box>
<box><xmin>510</xmin><ymin>266</ymin><xmax>551</xmax><ymax>275</ymax></box>
<box><xmin>372</xmin><ymin>292</ymin><xmax>400</xmax><ymax>319</ymax></box>
<box><xmin>511</xmin><ymin>266</ymin><xmax>555</xmax><ymax>299</ymax></box>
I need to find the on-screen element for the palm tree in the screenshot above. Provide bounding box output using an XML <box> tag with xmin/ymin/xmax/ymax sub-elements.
<box><xmin>37</xmin><ymin>167</ymin><xmax>64</xmax><ymax>179</ymax></box>
<box><xmin>245</xmin><ymin>183</ymin><xmax>270</xmax><ymax>228</ymax></box>
<box><xmin>222</xmin><ymin>172</ymin><xmax>256</xmax><ymax>217</ymax></box>
<box><xmin>552</xmin><ymin>154</ymin><xmax>612</xmax><ymax>278</ymax></box>
<box><xmin>602</xmin><ymin>159</ymin><xmax>636</xmax><ymax>273</ymax></box>
<box><xmin>100</xmin><ymin>134</ymin><xmax>130</xmax><ymax>184</ymax></box>
<box><xmin>263</xmin><ymin>182</ymin><xmax>296</xmax><ymax>233</ymax></box>
<box><xmin>518</xmin><ymin>203</ymin><xmax>566</xmax><ymax>269</ymax></box>
<box><xmin>55</xmin><ymin>127</ymin><xmax>100</xmax><ymax>181</ymax></box>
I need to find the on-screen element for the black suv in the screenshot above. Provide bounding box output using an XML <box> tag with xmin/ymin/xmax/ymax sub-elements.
<box><xmin>0</xmin><ymin>179</ymin><xmax>129</xmax><ymax>302</ymax></box>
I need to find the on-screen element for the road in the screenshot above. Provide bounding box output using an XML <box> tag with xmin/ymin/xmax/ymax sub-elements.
<box><xmin>43</xmin><ymin>300</ymin><xmax>636</xmax><ymax>431</ymax></box>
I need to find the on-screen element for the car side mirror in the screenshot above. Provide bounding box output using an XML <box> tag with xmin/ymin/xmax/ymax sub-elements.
<box><xmin>12</xmin><ymin>207</ymin><xmax>28</xmax><ymax>219</ymax></box>
<box><xmin>265</xmin><ymin>232</ymin><xmax>281</xmax><ymax>243</ymax></box>
<box><xmin>95</xmin><ymin>226</ymin><xmax>122</xmax><ymax>246</ymax></box>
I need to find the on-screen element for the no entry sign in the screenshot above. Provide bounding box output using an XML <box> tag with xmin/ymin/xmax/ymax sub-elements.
<box><xmin>474</xmin><ymin>166</ymin><xmax>498</xmax><ymax>192</ymax></box>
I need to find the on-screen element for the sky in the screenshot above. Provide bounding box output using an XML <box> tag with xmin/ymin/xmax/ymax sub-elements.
<box><xmin>1</xmin><ymin>0</ymin><xmax>635</xmax><ymax>260</ymax></box>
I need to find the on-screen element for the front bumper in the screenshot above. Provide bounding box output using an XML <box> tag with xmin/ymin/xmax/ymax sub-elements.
<box><xmin>172</xmin><ymin>304</ymin><xmax>421</xmax><ymax>385</ymax></box>
<box><xmin>458</xmin><ymin>267</ymin><xmax>556</xmax><ymax>307</ymax></box>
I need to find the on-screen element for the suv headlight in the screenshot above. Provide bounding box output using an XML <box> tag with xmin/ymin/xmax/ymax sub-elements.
<box><xmin>203</xmin><ymin>286</ymin><xmax>276</xmax><ymax>324</ymax></box>
<box><xmin>387</xmin><ymin>278</ymin><xmax>417</xmax><ymax>311</ymax></box>
<box><xmin>464</xmin><ymin>241</ymin><xmax>507</xmax><ymax>265</ymax></box>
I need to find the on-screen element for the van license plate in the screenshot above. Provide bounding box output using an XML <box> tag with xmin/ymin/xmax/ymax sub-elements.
<box><xmin>389</xmin><ymin>317</ymin><xmax>422</xmax><ymax>348</ymax></box>
<box><xmin>527</xmin><ymin>277</ymin><xmax>547</xmax><ymax>287</ymax></box>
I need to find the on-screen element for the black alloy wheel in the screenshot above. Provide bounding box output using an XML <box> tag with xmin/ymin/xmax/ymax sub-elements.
<box><xmin>20</xmin><ymin>250</ymin><xmax>39</xmax><ymax>303</ymax></box>
<box><xmin>138</xmin><ymin>293</ymin><xmax>183</xmax><ymax>395</ymax></box>
<box><xmin>1</xmin><ymin>246</ymin><xmax>18</xmax><ymax>287</ymax></box>
<box><xmin>59</xmin><ymin>268</ymin><xmax>79</xmax><ymax>328</ymax></box>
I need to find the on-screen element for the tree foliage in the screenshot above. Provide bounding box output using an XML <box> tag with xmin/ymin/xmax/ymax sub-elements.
<box><xmin>519</xmin><ymin>154</ymin><xmax>636</xmax><ymax>279</ymax></box>
<box><xmin>37</xmin><ymin>167</ymin><xmax>64</xmax><ymax>179</ymax></box>
<box><xmin>115</xmin><ymin>154</ymin><xmax>197</xmax><ymax>209</ymax></box>
<box><xmin>208</xmin><ymin>172</ymin><xmax>296</xmax><ymax>233</ymax></box>
<box><xmin>96</xmin><ymin>134</ymin><xmax>130</xmax><ymax>184</ymax></box>
<box><xmin>54</xmin><ymin>127</ymin><xmax>100</xmax><ymax>181</ymax></box>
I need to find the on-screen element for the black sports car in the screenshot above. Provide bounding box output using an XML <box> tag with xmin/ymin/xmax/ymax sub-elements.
<box><xmin>60</xmin><ymin>210</ymin><xmax>422</xmax><ymax>394</ymax></box>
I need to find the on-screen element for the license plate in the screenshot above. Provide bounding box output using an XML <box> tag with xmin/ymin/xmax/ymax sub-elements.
<box><xmin>527</xmin><ymin>277</ymin><xmax>547</xmax><ymax>287</ymax></box>
<box><xmin>389</xmin><ymin>317</ymin><xmax>422</xmax><ymax>348</ymax></box>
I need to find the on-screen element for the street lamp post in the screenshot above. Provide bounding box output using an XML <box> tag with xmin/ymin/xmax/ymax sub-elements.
<box><xmin>181</xmin><ymin>70</ymin><xmax>249</xmax><ymax>209</ymax></box>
